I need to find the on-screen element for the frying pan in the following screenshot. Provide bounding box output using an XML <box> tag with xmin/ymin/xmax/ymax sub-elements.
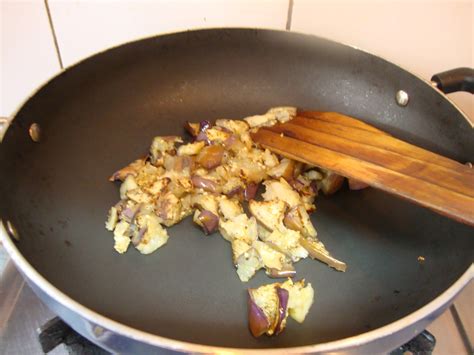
<box><xmin>1</xmin><ymin>29</ymin><xmax>473</xmax><ymax>354</ymax></box>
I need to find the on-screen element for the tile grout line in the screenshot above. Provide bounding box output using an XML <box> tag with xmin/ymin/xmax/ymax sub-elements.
<box><xmin>44</xmin><ymin>0</ymin><xmax>63</xmax><ymax>70</ymax></box>
<box><xmin>450</xmin><ymin>304</ymin><xmax>473</xmax><ymax>354</ymax></box>
<box><xmin>286</xmin><ymin>0</ymin><xmax>294</xmax><ymax>30</ymax></box>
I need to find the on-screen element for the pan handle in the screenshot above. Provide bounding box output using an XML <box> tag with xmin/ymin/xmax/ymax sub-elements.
<box><xmin>431</xmin><ymin>67</ymin><xmax>474</xmax><ymax>94</ymax></box>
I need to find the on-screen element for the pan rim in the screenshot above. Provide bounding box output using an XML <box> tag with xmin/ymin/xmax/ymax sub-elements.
<box><xmin>1</xmin><ymin>28</ymin><xmax>473</xmax><ymax>352</ymax></box>
<box><xmin>1</xmin><ymin>222</ymin><xmax>473</xmax><ymax>353</ymax></box>
<box><xmin>0</xmin><ymin>27</ymin><xmax>472</xmax><ymax>142</ymax></box>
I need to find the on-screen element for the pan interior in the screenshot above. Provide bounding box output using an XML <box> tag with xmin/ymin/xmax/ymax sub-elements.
<box><xmin>1</xmin><ymin>29</ymin><xmax>473</xmax><ymax>348</ymax></box>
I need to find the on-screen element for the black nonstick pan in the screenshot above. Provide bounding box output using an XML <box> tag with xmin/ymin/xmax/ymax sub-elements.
<box><xmin>1</xmin><ymin>29</ymin><xmax>473</xmax><ymax>353</ymax></box>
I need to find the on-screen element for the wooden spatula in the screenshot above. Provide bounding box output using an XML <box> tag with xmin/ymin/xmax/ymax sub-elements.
<box><xmin>250</xmin><ymin>111</ymin><xmax>474</xmax><ymax>226</ymax></box>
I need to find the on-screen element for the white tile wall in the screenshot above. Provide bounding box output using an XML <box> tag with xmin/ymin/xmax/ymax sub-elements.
<box><xmin>1</xmin><ymin>0</ymin><xmax>472</xmax><ymax>121</ymax></box>
<box><xmin>47</xmin><ymin>0</ymin><xmax>289</xmax><ymax>67</ymax></box>
<box><xmin>0</xmin><ymin>0</ymin><xmax>61</xmax><ymax>117</ymax></box>
<box><xmin>291</xmin><ymin>0</ymin><xmax>474</xmax><ymax>121</ymax></box>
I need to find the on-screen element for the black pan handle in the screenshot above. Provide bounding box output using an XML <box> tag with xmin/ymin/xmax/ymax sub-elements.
<box><xmin>431</xmin><ymin>67</ymin><xmax>474</xmax><ymax>94</ymax></box>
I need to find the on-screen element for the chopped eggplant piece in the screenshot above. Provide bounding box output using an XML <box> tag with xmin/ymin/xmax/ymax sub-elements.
<box><xmin>191</xmin><ymin>193</ymin><xmax>219</xmax><ymax>215</ymax></box>
<box><xmin>204</xmin><ymin>127</ymin><xmax>232</xmax><ymax>144</ymax></box>
<box><xmin>105</xmin><ymin>206</ymin><xmax>118</xmax><ymax>231</ymax></box>
<box><xmin>134</xmin><ymin>213</ymin><xmax>169</xmax><ymax>254</ymax></box>
<box><xmin>150</xmin><ymin>136</ymin><xmax>182</xmax><ymax>164</ymax></box>
<box><xmin>267</xmin><ymin>158</ymin><xmax>295</xmax><ymax>181</ymax></box>
<box><xmin>113</xmin><ymin>220</ymin><xmax>132</xmax><ymax>254</ymax></box>
<box><xmin>248</xmin><ymin>199</ymin><xmax>286</xmax><ymax>232</ymax></box>
<box><xmin>265</xmin><ymin>227</ymin><xmax>308</xmax><ymax>262</ymax></box>
<box><xmin>191</xmin><ymin>175</ymin><xmax>220</xmax><ymax>193</ymax></box>
<box><xmin>262</xmin><ymin>178</ymin><xmax>302</xmax><ymax>207</ymax></box>
<box><xmin>248</xmin><ymin>284</ymin><xmax>280</xmax><ymax>335</ymax></box>
<box><xmin>299</xmin><ymin>237</ymin><xmax>347</xmax><ymax>272</ymax></box>
<box><xmin>215</xmin><ymin>119</ymin><xmax>249</xmax><ymax>135</ymax></box>
<box><xmin>184</xmin><ymin>121</ymin><xmax>200</xmax><ymax>137</ymax></box>
<box><xmin>219</xmin><ymin>214</ymin><xmax>258</xmax><ymax>244</ymax></box>
<box><xmin>196</xmin><ymin>145</ymin><xmax>225</xmax><ymax>169</ymax></box>
<box><xmin>266</xmin><ymin>264</ymin><xmax>296</xmax><ymax>279</ymax></box>
<box><xmin>283</xmin><ymin>205</ymin><xmax>317</xmax><ymax>239</ymax></box>
<box><xmin>248</xmin><ymin>291</ymin><xmax>271</xmax><ymax>337</ymax></box>
<box><xmin>119</xmin><ymin>175</ymin><xmax>138</xmax><ymax>200</ymax></box>
<box><xmin>275</xmin><ymin>287</ymin><xmax>289</xmax><ymax>334</ymax></box>
<box><xmin>177</xmin><ymin>141</ymin><xmax>205</xmax><ymax>156</ymax></box>
<box><xmin>197</xmin><ymin>210</ymin><xmax>219</xmax><ymax>235</ymax></box>
<box><xmin>236</xmin><ymin>247</ymin><xmax>262</xmax><ymax>282</ymax></box>
<box><xmin>247</xmin><ymin>278</ymin><xmax>312</xmax><ymax>337</ymax></box>
<box><xmin>106</xmin><ymin>107</ymin><xmax>348</xmax><ymax>290</ymax></box>
<box><xmin>252</xmin><ymin>240</ymin><xmax>287</xmax><ymax>270</ymax></box>
<box><xmin>218</xmin><ymin>197</ymin><xmax>243</xmax><ymax>221</ymax></box>
<box><xmin>109</xmin><ymin>158</ymin><xmax>146</xmax><ymax>182</ymax></box>
<box><xmin>244</xmin><ymin>106</ymin><xmax>296</xmax><ymax>128</ymax></box>
<box><xmin>281</xmin><ymin>279</ymin><xmax>314</xmax><ymax>323</ymax></box>
<box><xmin>319</xmin><ymin>170</ymin><xmax>345</xmax><ymax>195</ymax></box>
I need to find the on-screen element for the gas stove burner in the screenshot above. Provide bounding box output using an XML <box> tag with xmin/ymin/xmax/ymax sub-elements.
<box><xmin>38</xmin><ymin>317</ymin><xmax>108</xmax><ymax>355</ymax></box>
<box><xmin>390</xmin><ymin>330</ymin><xmax>436</xmax><ymax>355</ymax></box>
<box><xmin>37</xmin><ymin>317</ymin><xmax>437</xmax><ymax>355</ymax></box>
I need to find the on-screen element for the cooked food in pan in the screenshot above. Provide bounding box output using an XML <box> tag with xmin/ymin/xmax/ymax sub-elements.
<box><xmin>248</xmin><ymin>279</ymin><xmax>314</xmax><ymax>337</ymax></box>
<box><xmin>106</xmin><ymin>107</ymin><xmax>347</xmax><ymax>283</ymax></box>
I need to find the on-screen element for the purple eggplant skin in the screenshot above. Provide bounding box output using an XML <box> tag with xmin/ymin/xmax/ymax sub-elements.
<box><xmin>199</xmin><ymin>120</ymin><xmax>211</xmax><ymax>132</ymax></box>
<box><xmin>195</xmin><ymin>131</ymin><xmax>211</xmax><ymax>145</ymax></box>
<box><xmin>191</xmin><ymin>175</ymin><xmax>219</xmax><ymax>193</ymax></box>
<box><xmin>243</xmin><ymin>182</ymin><xmax>258</xmax><ymax>201</ymax></box>
<box><xmin>266</xmin><ymin>267</ymin><xmax>296</xmax><ymax>279</ymax></box>
<box><xmin>197</xmin><ymin>210</ymin><xmax>219</xmax><ymax>235</ymax></box>
<box><xmin>131</xmin><ymin>226</ymin><xmax>147</xmax><ymax>246</ymax></box>
<box><xmin>275</xmin><ymin>287</ymin><xmax>289</xmax><ymax>334</ymax></box>
<box><xmin>247</xmin><ymin>290</ymin><xmax>270</xmax><ymax>337</ymax></box>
